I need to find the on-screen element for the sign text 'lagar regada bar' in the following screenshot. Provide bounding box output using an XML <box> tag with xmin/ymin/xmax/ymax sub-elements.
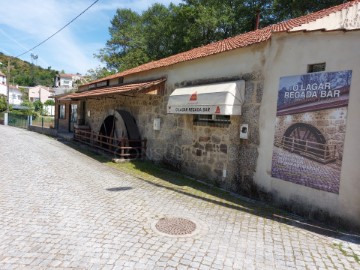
<box><xmin>271</xmin><ymin>70</ymin><xmax>352</xmax><ymax>194</ymax></box>
<box><xmin>167</xmin><ymin>80</ymin><xmax>245</xmax><ymax>115</ymax></box>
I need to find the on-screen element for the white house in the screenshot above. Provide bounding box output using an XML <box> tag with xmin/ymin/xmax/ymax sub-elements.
<box><xmin>0</xmin><ymin>72</ymin><xmax>23</xmax><ymax>107</ymax></box>
<box><xmin>0</xmin><ymin>71</ymin><xmax>7</xmax><ymax>96</ymax></box>
<box><xmin>9</xmin><ymin>85</ymin><xmax>23</xmax><ymax>106</ymax></box>
<box><xmin>54</xmin><ymin>73</ymin><xmax>83</xmax><ymax>95</ymax></box>
<box><xmin>56</xmin><ymin>1</ymin><xmax>360</xmax><ymax>229</ymax></box>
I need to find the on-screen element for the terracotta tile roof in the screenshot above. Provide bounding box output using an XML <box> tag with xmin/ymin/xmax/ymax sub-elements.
<box><xmin>86</xmin><ymin>1</ymin><xmax>359</xmax><ymax>85</ymax></box>
<box><xmin>60</xmin><ymin>78</ymin><xmax>166</xmax><ymax>100</ymax></box>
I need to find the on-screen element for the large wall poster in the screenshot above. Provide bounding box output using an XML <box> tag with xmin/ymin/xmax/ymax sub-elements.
<box><xmin>271</xmin><ymin>70</ymin><xmax>352</xmax><ymax>194</ymax></box>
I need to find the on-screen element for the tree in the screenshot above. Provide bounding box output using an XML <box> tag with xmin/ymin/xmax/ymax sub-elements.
<box><xmin>0</xmin><ymin>95</ymin><xmax>7</xmax><ymax>112</ymax></box>
<box><xmin>95</xmin><ymin>9</ymin><xmax>149</xmax><ymax>71</ymax></box>
<box><xmin>272</xmin><ymin>0</ymin><xmax>345</xmax><ymax>21</ymax></box>
<box><xmin>142</xmin><ymin>4</ymin><xmax>174</xmax><ymax>60</ymax></box>
<box><xmin>20</xmin><ymin>100</ymin><xmax>34</xmax><ymax>116</ymax></box>
<box><xmin>86</xmin><ymin>66</ymin><xmax>115</xmax><ymax>81</ymax></box>
<box><xmin>44</xmin><ymin>99</ymin><xmax>55</xmax><ymax>106</ymax></box>
<box><xmin>33</xmin><ymin>100</ymin><xmax>43</xmax><ymax>113</ymax></box>
<box><xmin>97</xmin><ymin>0</ymin><xmax>346</xmax><ymax>71</ymax></box>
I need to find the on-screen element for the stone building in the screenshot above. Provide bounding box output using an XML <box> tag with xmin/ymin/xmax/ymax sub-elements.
<box><xmin>55</xmin><ymin>2</ymin><xmax>360</xmax><ymax>229</ymax></box>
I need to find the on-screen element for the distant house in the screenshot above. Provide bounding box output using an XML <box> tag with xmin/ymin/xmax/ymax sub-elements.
<box><xmin>0</xmin><ymin>71</ymin><xmax>7</xmax><ymax>96</ymax></box>
<box><xmin>1</xmin><ymin>83</ymin><xmax>44</xmax><ymax>111</ymax></box>
<box><xmin>28</xmin><ymin>85</ymin><xmax>55</xmax><ymax>115</ymax></box>
<box><xmin>54</xmin><ymin>73</ymin><xmax>83</xmax><ymax>95</ymax></box>
<box><xmin>28</xmin><ymin>85</ymin><xmax>54</xmax><ymax>103</ymax></box>
<box><xmin>0</xmin><ymin>73</ymin><xmax>24</xmax><ymax>108</ymax></box>
<box><xmin>9</xmin><ymin>85</ymin><xmax>23</xmax><ymax>106</ymax></box>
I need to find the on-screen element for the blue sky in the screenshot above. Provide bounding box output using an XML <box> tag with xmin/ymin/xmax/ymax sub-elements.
<box><xmin>0</xmin><ymin>0</ymin><xmax>182</xmax><ymax>75</ymax></box>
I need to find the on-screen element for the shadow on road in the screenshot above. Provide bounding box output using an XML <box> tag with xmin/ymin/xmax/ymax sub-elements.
<box><xmin>106</xmin><ymin>187</ymin><xmax>133</xmax><ymax>192</ymax></box>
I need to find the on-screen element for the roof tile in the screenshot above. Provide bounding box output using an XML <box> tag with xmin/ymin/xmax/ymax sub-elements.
<box><xmin>61</xmin><ymin>78</ymin><xmax>166</xmax><ymax>100</ymax></box>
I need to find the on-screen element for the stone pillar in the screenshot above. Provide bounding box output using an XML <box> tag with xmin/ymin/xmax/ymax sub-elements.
<box><xmin>4</xmin><ymin>112</ymin><xmax>8</xmax><ymax>125</ymax></box>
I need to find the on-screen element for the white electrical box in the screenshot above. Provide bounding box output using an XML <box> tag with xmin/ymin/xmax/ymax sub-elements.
<box><xmin>153</xmin><ymin>118</ymin><xmax>161</xmax><ymax>130</ymax></box>
<box><xmin>240</xmin><ymin>124</ymin><xmax>249</xmax><ymax>139</ymax></box>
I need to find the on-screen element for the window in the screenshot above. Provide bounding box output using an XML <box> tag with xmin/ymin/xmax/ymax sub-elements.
<box><xmin>194</xmin><ymin>114</ymin><xmax>230</xmax><ymax>127</ymax></box>
<box><xmin>308</xmin><ymin>63</ymin><xmax>326</xmax><ymax>73</ymax></box>
<box><xmin>70</xmin><ymin>104</ymin><xmax>77</xmax><ymax>123</ymax></box>
<box><xmin>59</xmin><ymin>105</ymin><xmax>65</xmax><ymax>119</ymax></box>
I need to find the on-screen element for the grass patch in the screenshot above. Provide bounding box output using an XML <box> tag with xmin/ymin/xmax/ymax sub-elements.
<box><xmin>107</xmin><ymin>159</ymin><xmax>292</xmax><ymax>219</ymax></box>
<box><xmin>333</xmin><ymin>243</ymin><xmax>360</xmax><ymax>263</ymax></box>
<box><xmin>110</xmin><ymin>160</ymin><xmax>245</xmax><ymax>205</ymax></box>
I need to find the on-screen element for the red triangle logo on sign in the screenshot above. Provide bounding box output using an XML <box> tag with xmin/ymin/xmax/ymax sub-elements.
<box><xmin>190</xmin><ymin>92</ymin><xmax>197</xmax><ymax>101</ymax></box>
<box><xmin>215</xmin><ymin>106</ymin><xmax>221</xmax><ymax>114</ymax></box>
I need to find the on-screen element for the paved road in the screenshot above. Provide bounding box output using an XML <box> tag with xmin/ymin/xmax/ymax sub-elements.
<box><xmin>0</xmin><ymin>125</ymin><xmax>359</xmax><ymax>269</ymax></box>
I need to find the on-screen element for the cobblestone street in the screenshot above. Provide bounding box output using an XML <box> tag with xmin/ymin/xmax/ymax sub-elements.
<box><xmin>0</xmin><ymin>126</ymin><xmax>359</xmax><ymax>269</ymax></box>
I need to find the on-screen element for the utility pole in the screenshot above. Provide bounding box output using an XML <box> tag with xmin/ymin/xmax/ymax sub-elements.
<box><xmin>6</xmin><ymin>58</ymin><xmax>10</xmax><ymax>113</ymax></box>
<box><xmin>3</xmin><ymin>58</ymin><xmax>11</xmax><ymax>125</ymax></box>
<box><xmin>31</xmin><ymin>53</ymin><xmax>38</xmax><ymax>86</ymax></box>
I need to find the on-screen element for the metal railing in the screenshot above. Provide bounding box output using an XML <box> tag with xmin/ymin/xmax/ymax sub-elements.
<box><xmin>74</xmin><ymin>128</ymin><xmax>147</xmax><ymax>159</ymax></box>
<box><xmin>275</xmin><ymin>136</ymin><xmax>336</xmax><ymax>163</ymax></box>
<box><xmin>7</xmin><ymin>113</ymin><xmax>29</xmax><ymax>129</ymax></box>
<box><xmin>31</xmin><ymin>116</ymin><xmax>55</xmax><ymax>129</ymax></box>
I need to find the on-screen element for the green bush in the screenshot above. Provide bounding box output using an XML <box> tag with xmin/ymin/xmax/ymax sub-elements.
<box><xmin>17</xmin><ymin>100</ymin><xmax>35</xmax><ymax>116</ymax></box>
<box><xmin>44</xmin><ymin>99</ymin><xmax>55</xmax><ymax>106</ymax></box>
<box><xmin>33</xmin><ymin>100</ymin><xmax>43</xmax><ymax>112</ymax></box>
<box><xmin>0</xmin><ymin>95</ymin><xmax>7</xmax><ymax>112</ymax></box>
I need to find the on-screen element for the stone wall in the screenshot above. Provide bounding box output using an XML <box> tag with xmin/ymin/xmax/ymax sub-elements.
<box><xmin>233</xmin><ymin>77</ymin><xmax>264</xmax><ymax>195</ymax></box>
<box><xmin>154</xmin><ymin>73</ymin><xmax>264</xmax><ymax>191</ymax></box>
<box><xmin>84</xmin><ymin>72</ymin><xmax>264</xmax><ymax>194</ymax></box>
<box><xmin>85</xmin><ymin>94</ymin><xmax>165</xmax><ymax>160</ymax></box>
<box><xmin>86</xmin><ymin>95</ymin><xmax>162</xmax><ymax>132</ymax></box>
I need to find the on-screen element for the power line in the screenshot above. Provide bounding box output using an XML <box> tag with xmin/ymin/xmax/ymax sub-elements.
<box><xmin>16</xmin><ymin>0</ymin><xmax>99</xmax><ymax>58</ymax></box>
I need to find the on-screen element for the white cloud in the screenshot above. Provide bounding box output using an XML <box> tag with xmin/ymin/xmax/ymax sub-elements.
<box><xmin>0</xmin><ymin>0</ymin><xmax>182</xmax><ymax>74</ymax></box>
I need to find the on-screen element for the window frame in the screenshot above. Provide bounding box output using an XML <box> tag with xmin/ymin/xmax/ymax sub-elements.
<box><xmin>59</xmin><ymin>104</ymin><xmax>65</xmax><ymax>119</ymax></box>
<box><xmin>70</xmin><ymin>104</ymin><xmax>78</xmax><ymax>123</ymax></box>
<box><xmin>308</xmin><ymin>63</ymin><xmax>326</xmax><ymax>73</ymax></box>
<box><xmin>193</xmin><ymin>114</ymin><xmax>231</xmax><ymax>127</ymax></box>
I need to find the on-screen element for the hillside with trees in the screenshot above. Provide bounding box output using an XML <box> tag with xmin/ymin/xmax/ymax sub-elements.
<box><xmin>0</xmin><ymin>52</ymin><xmax>58</xmax><ymax>87</ymax></box>
<box><xmin>96</xmin><ymin>0</ymin><xmax>346</xmax><ymax>72</ymax></box>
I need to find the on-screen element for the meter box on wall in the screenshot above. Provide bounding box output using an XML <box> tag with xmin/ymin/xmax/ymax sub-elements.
<box><xmin>153</xmin><ymin>118</ymin><xmax>161</xmax><ymax>130</ymax></box>
<box><xmin>240</xmin><ymin>124</ymin><xmax>249</xmax><ymax>139</ymax></box>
